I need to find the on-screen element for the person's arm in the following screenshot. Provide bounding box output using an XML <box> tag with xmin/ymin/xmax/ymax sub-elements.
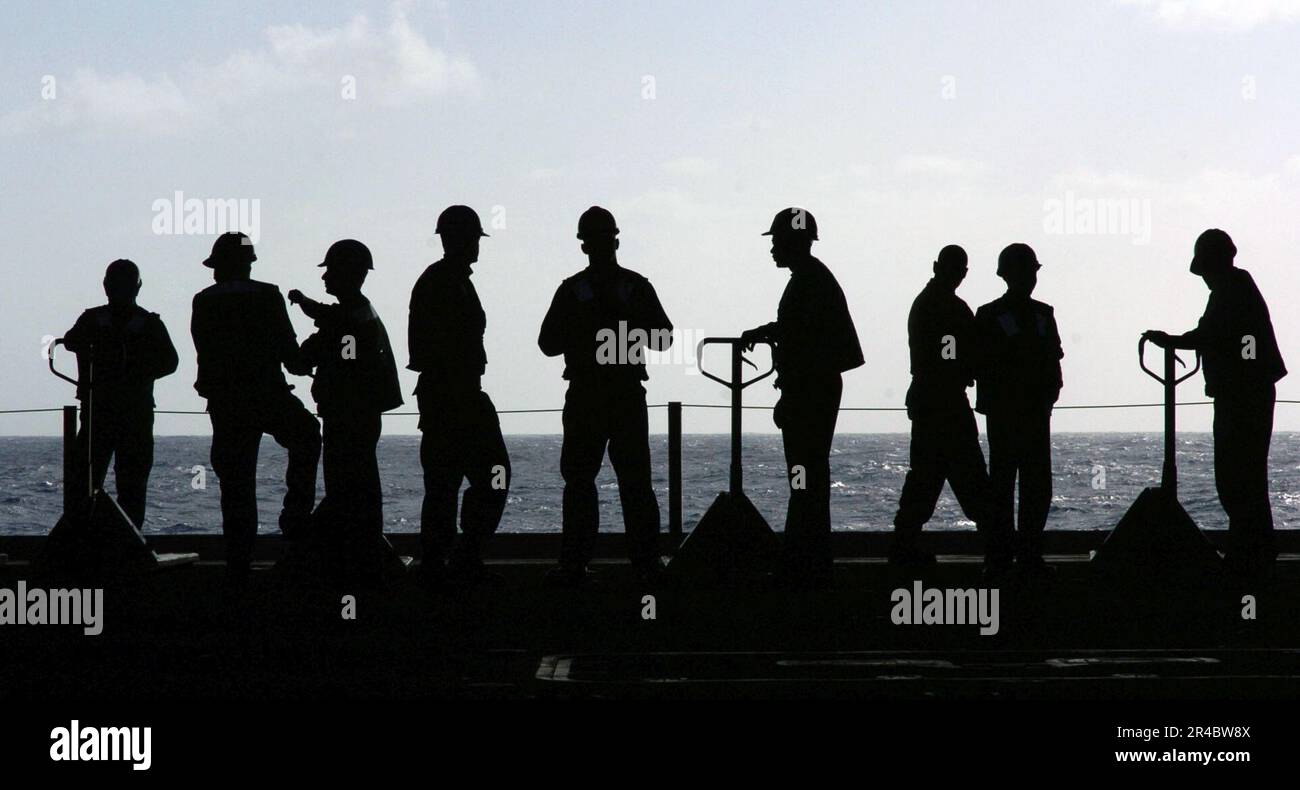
<box><xmin>635</xmin><ymin>280</ymin><xmax>674</xmax><ymax>352</ymax></box>
<box><xmin>1146</xmin><ymin>291</ymin><xmax>1223</xmax><ymax>351</ymax></box>
<box><xmin>288</xmin><ymin>289</ymin><xmax>330</xmax><ymax>323</ymax></box>
<box><xmin>1047</xmin><ymin>309</ymin><xmax>1063</xmax><ymax>402</ymax></box>
<box><xmin>299</xmin><ymin>328</ymin><xmax>326</xmax><ymax>370</ymax></box>
<box><xmin>270</xmin><ymin>288</ymin><xmax>310</xmax><ymax>376</ymax></box>
<box><xmin>190</xmin><ymin>295</ymin><xmax>213</xmax><ymax>396</ymax></box>
<box><xmin>538</xmin><ymin>285</ymin><xmax>571</xmax><ymax>358</ymax></box>
<box><xmin>1143</xmin><ymin>329</ymin><xmax>1200</xmax><ymax>350</ymax></box>
<box><xmin>973</xmin><ymin>306</ymin><xmax>1002</xmax><ymax>370</ymax></box>
<box><xmin>407</xmin><ymin>279</ymin><xmax>427</xmax><ymax>372</ymax></box>
<box><xmin>830</xmin><ymin>285</ymin><xmax>864</xmax><ymax>372</ymax></box>
<box><xmin>740</xmin><ymin>321</ymin><xmax>780</xmax><ymax>348</ymax></box>
<box><xmin>956</xmin><ymin>302</ymin><xmax>983</xmax><ymax>384</ymax></box>
<box><xmin>62</xmin><ymin>316</ymin><xmax>85</xmax><ymax>353</ymax></box>
<box><xmin>148</xmin><ymin>314</ymin><xmax>179</xmax><ymax>380</ymax></box>
<box><xmin>407</xmin><ymin>275</ymin><xmax>448</xmax><ymax>372</ymax></box>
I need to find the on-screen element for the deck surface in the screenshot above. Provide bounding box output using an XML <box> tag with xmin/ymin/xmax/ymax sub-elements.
<box><xmin>3</xmin><ymin>553</ymin><xmax>1298</xmax><ymax>700</ymax></box>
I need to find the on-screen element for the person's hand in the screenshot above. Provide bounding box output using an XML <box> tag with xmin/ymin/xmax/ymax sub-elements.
<box><xmin>739</xmin><ymin>327</ymin><xmax>766</xmax><ymax>351</ymax></box>
<box><xmin>1142</xmin><ymin>330</ymin><xmax>1171</xmax><ymax>348</ymax></box>
<box><xmin>287</xmin><ymin>289</ymin><xmax>305</xmax><ymax>307</ymax></box>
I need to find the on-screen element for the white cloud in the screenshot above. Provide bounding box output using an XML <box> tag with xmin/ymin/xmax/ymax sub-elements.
<box><xmin>1118</xmin><ymin>0</ymin><xmax>1300</xmax><ymax>30</ymax></box>
<box><xmin>1</xmin><ymin>69</ymin><xmax>193</xmax><ymax>136</ymax></box>
<box><xmin>895</xmin><ymin>155</ymin><xmax>988</xmax><ymax>179</ymax></box>
<box><xmin>2</xmin><ymin>3</ymin><xmax>479</xmax><ymax>136</ymax></box>
<box><xmin>662</xmin><ymin>157</ymin><xmax>720</xmax><ymax>177</ymax></box>
<box><xmin>1048</xmin><ymin>168</ymin><xmax>1160</xmax><ymax>192</ymax></box>
<box><xmin>1043</xmin><ymin>165</ymin><xmax>1297</xmax><ymax>249</ymax></box>
<box><xmin>526</xmin><ymin>167</ymin><xmax>564</xmax><ymax>181</ymax></box>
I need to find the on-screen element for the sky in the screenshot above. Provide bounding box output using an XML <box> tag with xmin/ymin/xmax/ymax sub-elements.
<box><xmin>1</xmin><ymin>0</ymin><xmax>1299</xmax><ymax>436</ymax></box>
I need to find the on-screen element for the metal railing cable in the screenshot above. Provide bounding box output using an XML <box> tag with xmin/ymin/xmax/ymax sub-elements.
<box><xmin>2</xmin><ymin>400</ymin><xmax>1300</xmax><ymax>417</ymax></box>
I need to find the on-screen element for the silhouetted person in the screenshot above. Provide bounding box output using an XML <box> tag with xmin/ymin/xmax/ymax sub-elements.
<box><xmin>63</xmin><ymin>259</ymin><xmax>178</xmax><ymax>528</ymax></box>
<box><xmin>741</xmin><ymin>208</ymin><xmax>864</xmax><ymax>587</ymax></box>
<box><xmin>1144</xmin><ymin>229</ymin><xmax>1286</xmax><ymax>579</ymax></box>
<box><xmin>539</xmin><ymin>206</ymin><xmax>674</xmax><ymax>587</ymax></box>
<box><xmin>191</xmin><ymin>232</ymin><xmax>321</xmax><ymax>582</ymax></box>
<box><xmin>975</xmin><ymin>243</ymin><xmax>1062</xmax><ymax>574</ymax></box>
<box><xmin>409</xmin><ymin>206</ymin><xmax>510</xmax><ymax>588</ymax></box>
<box><xmin>891</xmin><ymin>246</ymin><xmax>1012</xmax><ymax>574</ymax></box>
<box><xmin>289</xmin><ymin>240</ymin><xmax>403</xmax><ymax>585</ymax></box>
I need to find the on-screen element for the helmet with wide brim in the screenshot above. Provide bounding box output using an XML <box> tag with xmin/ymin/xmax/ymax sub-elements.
<box><xmin>435</xmin><ymin>205</ymin><xmax>490</xmax><ymax>238</ymax></box>
<box><xmin>317</xmin><ymin>239</ymin><xmax>374</xmax><ymax>270</ymax></box>
<box><xmin>203</xmin><ymin>232</ymin><xmax>257</xmax><ymax>268</ymax></box>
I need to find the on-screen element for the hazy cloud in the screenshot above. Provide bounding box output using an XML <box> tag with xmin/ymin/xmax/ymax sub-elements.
<box><xmin>1119</xmin><ymin>0</ymin><xmax>1300</xmax><ymax>30</ymax></box>
<box><xmin>2</xmin><ymin>3</ymin><xmax>479</xmax><ymax>136</ymax></box>
<box><xmin>895</xmin><ymin>155</ymin><xmax>988</xmax><ymax>179</ymax></box>
<box><xmin>662</xmin><ymin>157</ymin><xmax>721</xmax><ymax>177</ymax></box>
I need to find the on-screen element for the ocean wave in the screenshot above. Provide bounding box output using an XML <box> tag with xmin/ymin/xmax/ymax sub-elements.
<box><xmin>1</xmin><ymin>433</ymin><xmax>1296</xmax><ymax>534</ymax></box>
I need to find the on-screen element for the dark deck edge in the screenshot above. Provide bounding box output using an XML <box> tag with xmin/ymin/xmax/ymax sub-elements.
<box><xmin>2</xmin><ymin>529</ymin><xmax>1295</xmax><ymax>562</ymax></box>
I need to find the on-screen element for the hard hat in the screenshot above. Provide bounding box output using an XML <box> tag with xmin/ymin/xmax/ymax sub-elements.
<box><xmin>435</xmin><ymin>205</ymin><xmax>489</xmax><ymax>237</ymax></box>
<box><xmin>318</xmin><ymin>239</ymin><xmax>374</xmax><ymax>270</ymax></box>
<box><xmin>203</xmin><ymin>232</ymin><xmax>257</xmax><ymax>268</ymax></box>
<box><xmin>577</xmin><ymin>206</ymin><xmax>619</xmax><ymax>239</ymax></box>
<box><xmin>996</xmin><ymin>243</ymin><xmax>1041</xmax><ymax>277</ymax></box>
<box><xmin>1190</xmin><ymin>228</ymin><xmax>1236</xmax><ymax>275</ymax></box>
<box><xmin>762</xmin><ymin>207</ymin><xmax>818</xmax><ymax>241</ymax></box>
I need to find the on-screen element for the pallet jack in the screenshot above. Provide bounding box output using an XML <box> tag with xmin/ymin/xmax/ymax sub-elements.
<box><xmin>38</xmin><ymin>339</ymin><xmax>198</xmax><ymax>582</ymax></box>
<box><xmin>668</xmin><ymin>338</ymin><xmax>780</xmax><ymax>583</ymax></box>
<box><xmin>1091</xmin><ymin>337</ymin><xmax>1222</xmax><ymax>581</ymax></box>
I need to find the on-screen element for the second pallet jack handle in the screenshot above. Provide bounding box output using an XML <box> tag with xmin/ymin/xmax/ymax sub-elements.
<box><xmin>697</xmin><ymin>337</ymin><xmax>776</xmax><ymax>495</ymax></box>
<box><xmin>1138</xmin><ymin>336</ymin><xmax>1201</xmax><ymax>495</ymax></box>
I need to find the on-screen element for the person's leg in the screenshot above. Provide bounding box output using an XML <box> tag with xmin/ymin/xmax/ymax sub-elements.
<box><xmin>454</xmin><ymin>392</ymin><xmax>511</xmax><ymax>570</ymax></box>
<box><xmin>1216</xmin><ymin>391</ymin><xmax>1276</xmax><ymax>573</ymax></box>
<box><xmin>112</xmin><ymin>407</ymin><xmax>155</xmax><ymax>530</ymax></box>
<box><xmin>779</xmin><ymin>414</ymin><xmax>809</xmax><ymax>575</ymax></box>
<box><xmin>807</xmin><ymin>380</ymin><xmax>842</xmax><ymax>575</ymax></box>
<box><xmin>264</xmin><ymin>392</ymin><xmax>321</xmax><ymax>539</ymax></box>
<box><xmin>945</xmin><ymin>407</ymin><xmax>1009</xmax><ymax>567</ymax></box>
<box><xmin>209</xmin><ymin>407</ymin><xmax>262</xmax><ymax>574</ymax></box>
<box><xmin>1212</xmin><ymin>398</ymin><xmax>1240</xmax><ymax>559</ymax></box>
<box><xmin>892</xmin><ymin>410</ymin><xmax>947</xmax><ymax>552</ymax></box>
<box><xmin>781</xmin><ymin>379</ymin><xmax>841</xmax><ymax>581</ymax></box>
<box><xmin>357</xmin><ymin>410</ymin><xmax>385</xmax><ymax>548</ymax></box>
<box><xmin>419</xmin><ymin>392</ymin><xmax>465</xmax><ymax>571</ymax></box>
<box><xmin>984</xmin><ymin>413</ymin><xmax>1018</xmax><ymax>557</ymax></box>
<box><xmin>559</xmin><ymin>386</ymin><xmax>609</xmax><ymax>572</ymax></box>
<box><xmin>75</xmin><ymin>406</ymin><xmax>117</xmax><ymax>500</ymax></box>
<box><xmin>1249</xmin><ymin>390</ymin><xmax>1278</xmax><ymax>567</ymax></box>
<box><xmin>606</xmin><ymin>385</ymin><xmax>660</xmax><ymax>569</ymax></box>
<box><xmin>318</xmin><ymin>413</ymin><xmax>344</xmax><ymax>524</ymax></box>
<box><xmin>319</xmin><ymin>412</ymin><xmax>364</xmax><ymax>547</ymax></box>
<box><xmin>1016</xmin><ymin>410</ymin><xmax>1053</xmax><ymax>564</ymax></box>
<box><xmin>329</xmin><ymin>412</ymin><xmax>384</xmax><ymax>584</ymax></box>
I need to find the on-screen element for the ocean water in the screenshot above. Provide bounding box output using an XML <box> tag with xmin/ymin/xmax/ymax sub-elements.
<box><xmin>1</xmin><ymin>434</ymin><xmax>1298</xmax><ymax>535</ymax></box>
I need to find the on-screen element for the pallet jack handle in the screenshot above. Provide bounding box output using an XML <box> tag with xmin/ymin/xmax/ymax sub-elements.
<box><xmin>1138</xmin><ymin>337</ymin><xmax>1201</xmax><ymax>495</ymax></box>
<box><xmin>47</xmin><ymin>338</ymin><xmax>122</xmax><ymax>504</ymax></box>
<box><xmin>47</xmin><ymin>338</ymin><xmax>79</xmax><ymax>386</ymax></box>
<box><xmin>696</xmin><ymin>337</ymin><xmax>776</xmax><ymax>495</ymax></box>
